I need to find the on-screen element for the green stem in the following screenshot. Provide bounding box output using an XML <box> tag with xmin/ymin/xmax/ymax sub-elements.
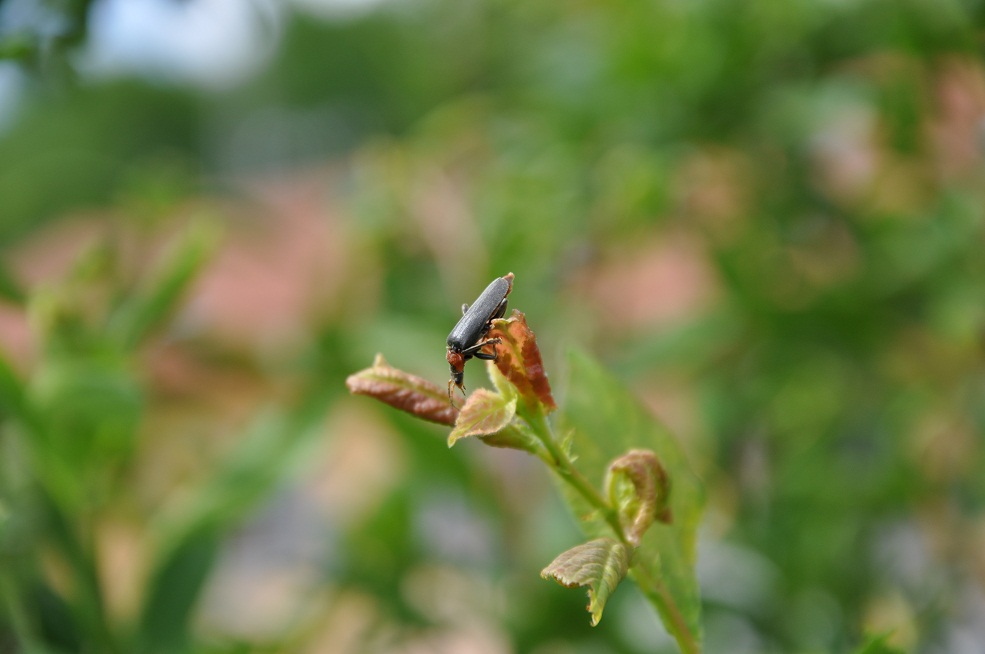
<box><xmin>524</xmin><ymin>409</ymin><xmax>626</xmax><ymax>544</ymax></box>
<box><xmin>522</xmin><ymin>407</ymin><xmax>701</xmax><ymax>654</ymax></box>
<box><xmin>631</xmin><ymin>557</ymin><xmax>701</xmax><ymax>654</ymax></box>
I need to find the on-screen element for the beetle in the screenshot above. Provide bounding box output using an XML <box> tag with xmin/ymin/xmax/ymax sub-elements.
<box><xmin>446</xmin><ymin>272</ymin><xmax>515</xmax><ymax>403</ymax></box>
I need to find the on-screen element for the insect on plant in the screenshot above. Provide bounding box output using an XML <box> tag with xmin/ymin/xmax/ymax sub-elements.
<box><xmin>446</xmin><ymin>272</ymin><xmax>514</xmax><ymax>403</ymax></box>
<box><xmin>347</xmin><ymin>271</ymin><xmax>703</xmax><ymax>652</ymax></box>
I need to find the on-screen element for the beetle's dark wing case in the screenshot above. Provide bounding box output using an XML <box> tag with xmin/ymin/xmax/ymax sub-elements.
<box><xmin>446</xmin><ymin>277</ymin><xmax>511</xmax><ymax>349</ymax></box>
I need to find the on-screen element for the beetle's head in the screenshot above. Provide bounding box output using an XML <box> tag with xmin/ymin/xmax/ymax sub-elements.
<box><xmin>446</xmin><ymin>348</ymin><xmax>465</xmax><ymax>377</ymax></box>
<box><xmin>446</xmin><ymin>348</ymin><xmax>466</xmax><ymax>404</ymax></box>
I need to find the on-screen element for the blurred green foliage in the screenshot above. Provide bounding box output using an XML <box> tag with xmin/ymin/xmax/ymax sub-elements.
<box><xmin>2</xmin><ymin>0</ymin><xmax>985</xmax><ymax>652</ymax></box>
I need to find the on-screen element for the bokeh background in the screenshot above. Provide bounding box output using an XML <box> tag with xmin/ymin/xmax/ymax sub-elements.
<box><xmin>2</xmin><ymin>0</ymin><xmax>985</xmax><ymax>652</ymax></box>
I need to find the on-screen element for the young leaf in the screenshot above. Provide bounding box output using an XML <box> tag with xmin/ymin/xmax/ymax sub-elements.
<box><xmin>540</xmin><ymin>537</ymin><xmax>631</xmax><ymax>626</ymax></box>
<box><xmin>447</xmin><ymin>389</ymin><xmax>516</xmax><ymax>447</ymax></box>
<box><xmin>606</xmin><ymin>449</ymin><xmax>672</xmax><ymax>547</ymax></box>
<box><xmin>558</xmin><ymin>350</ymin><xmax>704</xmax><ymax>651</ymax></box>
<box><xmin>487</xmin><ymin>310</ymin><xmax>556</xmax><ymax>412</ymax></box>
<box><xmin>347</xmin><ymin>354</ymin><xmax>458</xmax><ymax>426</ymax></box>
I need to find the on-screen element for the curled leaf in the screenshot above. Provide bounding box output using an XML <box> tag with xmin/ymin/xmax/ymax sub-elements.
<box><xmin>447</xmin><ymin>389</ymin><xmax>517</xmax><ymax>447</ymax></box>
<box><xmin>605</xmin><ymin>449</ymin><xmax>672</xmax><ymax>547</ymax></box>
<box><xmin>346</xmin><ymin>354</ymin><xmax>458</xmax><ymax>426</ymax></box>
<box><xmin>487</xmin><ymin>310</ymin><xmax>556</xmax><ymax>412</ymax></box>
<box><xmin>540</xmin><ymin>537</ymin><xmax>631</xmax><ymax>626</ymax></box>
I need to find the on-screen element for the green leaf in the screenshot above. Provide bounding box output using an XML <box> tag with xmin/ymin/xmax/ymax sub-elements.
<box><xmin>137</xmin><ymin>405</ymin><xmax>327</xmax><ymax>650</ymax></box>
<box><xmin>31</xmin><ymin>358</ymin><xmax>143</xmax><ymax>470</ymax></box>
<box><xmin>540</xmin><ymin>537</ymin><xmax>631</xmax><ymax>626</ymax></box>
<box><xmin>447</xmin><ymin>389</ymin><xmax>517</xmax><ymax>447</ymax></box>
<box><xmin>109</xmin><ymin>222</ymin><xmax>217</xmax><ymax>349</ymax></box>
<box><xmin>853</xmin><ymin>632</ymin><xmax>908</xmax><ymax>654</ymax></box>
<box><xmin>152</xmin><ymin>408</ymin><xmax>323</xmax><ymax>548</ymax></box>
<box><xmin>0</xmin><ymin>261</ymin><xmax>25</xmax><ymax>304</ymax></box>
<box><xmin>0</xmin><ymin>35</ymin><xmax>33</xmax><ymax>61</ymax></box>
<box><xmin>0</xmin><ymin>352</ymin><xmax>34</xmax><ymax>430</ymax></box>
<box><xmin>558</xmin><ymin>349</ymin><xmax>704</xmax><ymax>651</ymax></box>
<box><xmin>135</xmin><ymin>530</ymin><xmax>219</xmax><ymax>654</ymax></box>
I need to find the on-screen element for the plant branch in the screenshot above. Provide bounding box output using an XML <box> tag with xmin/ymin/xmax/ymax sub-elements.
<box><xmin>526</xmin><ymin>410</ymin><xmax>626</xmax><ymax>543</ymax></box>
<box><xmin>521</xmin><ymin>407</ymin><xmax>701</xmax><ymax>654</ymax></box>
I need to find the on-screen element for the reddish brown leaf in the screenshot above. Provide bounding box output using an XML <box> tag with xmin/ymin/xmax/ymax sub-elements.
<box><xmin>487</xmin><ymin>310</ymin><xmax>556</xmax><ymax>411</ymax></box>
<box><xmin>346</xmin><ymin>354</ymin><xmax>458</xmax><ymax>426</ymax></box>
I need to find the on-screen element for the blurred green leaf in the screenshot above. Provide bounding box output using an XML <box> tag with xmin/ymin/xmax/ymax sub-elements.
<box><xmin>137</xmin><ymin>403</ymin><xmax>329</xmax><ymax>649</ymax></box>
<box><xmin>0</xmin><ymin>81</ymin><xmax>202</xmax><ymax>244</ymax></box>
<box><xmin>0</xmin><ymin>263</ymin><xmax>25</xmax><ymax>304</ymax></box>
<box><xmin>853</xmin><ymin>632</ymin><xmax>908</xmax><ymax>654</ymax></box>
<box><xmin>0</xmin><ymin>353</ymin><xmax>33</xmax><ymax>430</ymax></box>
<box><xmin>109</xmin><ymin>222</ymin><xmax>218</xmax><ymax>349</ymax></box>
<box><xmin>30</xmin><ymin>358</ymin><xmax>142</xmax><ymax>465</ymax></box>
<box><xmin>136</xmin><ymin>531</ymin><xmax>219</xmax><ymax>654</ymax></box>
<box><xmin>151</xmin><ymin>407</ymin><xmax>324</xmax><ymax>552</ymax></box>
<box><xmin>0</xmin><ymin>36</ymin><xmax>33</xmax><ymax>62</ymax></box>
<box><xmin>38</xmin><ymin>492</ymin><xmax>116</xmax><ymax>651</ymax></box>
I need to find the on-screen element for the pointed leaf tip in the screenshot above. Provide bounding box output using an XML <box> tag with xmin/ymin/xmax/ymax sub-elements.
<box><xmin>346</xmin><ymin>355</ymin><xmax>458</xmax><ymax>425</ymax></box>
<box><xmin>541</xmin><ymin>538</ymin><xmax>631</xmax><ymax>626</ymax></box>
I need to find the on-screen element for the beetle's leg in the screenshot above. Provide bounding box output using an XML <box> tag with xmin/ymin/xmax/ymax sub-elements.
<box><xmin>448</xmin><ymin>377</ymin><xmax>467</xmax><ymax>406</ymax></box>
<box><xmin>472</xmin><ymin>336</ymin><xmax>503</xmax><ymax>361</ymax></box>
<box><xmin>448</xmin><ymin>379</ymin><xmax>462</xmax><ymax>408</ymax></box>
<box><xmin>460</xmin><ymin>337</ymin><xmax>501</xmax><ymax>358</ymax></box>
